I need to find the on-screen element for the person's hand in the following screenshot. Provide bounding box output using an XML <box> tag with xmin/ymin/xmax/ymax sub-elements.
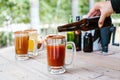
<box><xmin>88</xmin><ymin>1</ymin><xmax>114</xmax><ymax>28</ymax></box>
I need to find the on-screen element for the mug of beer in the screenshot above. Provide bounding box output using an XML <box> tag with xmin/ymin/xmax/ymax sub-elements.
<box><xmin>14</xmin><ymin>31</ymin><xmax>29</xmax><ymax>60</ymax></box>
<box><xmin>46</xmin><ymin>34</ymin><xmax>76</xmax><ymax>74</ymax></box>
<box><xmin>24</xmin><ymin>29</ymin><xmax>38</xmax><ymax>57</ymax></box>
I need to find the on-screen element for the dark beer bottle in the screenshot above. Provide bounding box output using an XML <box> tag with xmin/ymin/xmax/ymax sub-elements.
<box><xmin>83</xmin><ymin>32</ymin><xmax>93</xmax><ymax>52</ymax></box>
<box><xmin>57</xmin><ymin>16</ymin><xmax>112</xmax><ymax>32</ymax></box>
<box><xmin>74</xmin><ymin>16</ymin><xmax>81</xmax><ymax>51</ymax></box>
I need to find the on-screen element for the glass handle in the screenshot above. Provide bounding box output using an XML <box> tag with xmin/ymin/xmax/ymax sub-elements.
<box><xmin>37</xmin><ymin>36</ymin><xmax>44</xmax><ymax>54</ymax></box>
<box><xmin>65</xmin><ymin>41</ymin><xmax>76</xmax><ymax>66</ymax></box>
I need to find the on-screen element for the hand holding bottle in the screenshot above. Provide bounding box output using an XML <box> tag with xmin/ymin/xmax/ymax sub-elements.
<box><xmin>88</xmin><ymin>1</ymin><xmax>114</xmax><ymax>28</ymax></box>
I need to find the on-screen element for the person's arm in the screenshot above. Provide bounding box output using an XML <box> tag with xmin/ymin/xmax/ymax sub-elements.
<box><xmin>111</xmin><ymin>0</ymin><xmax>120</xmax><ymax>13</ymax></box>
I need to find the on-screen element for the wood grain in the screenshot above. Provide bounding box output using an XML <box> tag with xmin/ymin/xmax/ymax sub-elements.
<box><xmin>0</xmin><ymin>45</ymin><xmax>120</xmax><ymax>80</ymax></box>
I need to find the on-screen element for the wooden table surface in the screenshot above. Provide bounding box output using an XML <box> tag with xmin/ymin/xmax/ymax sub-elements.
<box><xmin>0</xmin><ymin>45</ymin><xmax>120</xmax><ymax>80</ymax></box>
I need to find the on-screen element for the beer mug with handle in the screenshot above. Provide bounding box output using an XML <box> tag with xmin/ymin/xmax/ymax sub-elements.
<box><xmin>46</xmin><ymin>34</ymin><xmax>76</xmax><ymax>74</ymax></box>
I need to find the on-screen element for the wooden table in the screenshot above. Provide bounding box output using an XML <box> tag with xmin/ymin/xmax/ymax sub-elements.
<box><xmin>0</xmin><ymin>45</ymin><xmax>120</xmax><ymax>80</ymax></box>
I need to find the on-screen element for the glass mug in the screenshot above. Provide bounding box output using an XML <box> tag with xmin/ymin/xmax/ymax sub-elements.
<box><xmin>24</xmin><ymin>29</ymin><xmax>38</xmax><ymax>57</ymax></box>
<box><xmin>14</xmin><ymin>31</ymin><xmax>29</xmax><ymax>60</ymax></box>
<box><xmin>46</xmin><ymin>34</ymin><xmax>76</xmax><ymax>74</ymax></box>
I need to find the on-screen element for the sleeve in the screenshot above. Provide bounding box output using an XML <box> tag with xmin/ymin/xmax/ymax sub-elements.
<box><xmin>111</xmin><ymin>0</ymin><xmax>120</xmax><ymax>13</ymax></box>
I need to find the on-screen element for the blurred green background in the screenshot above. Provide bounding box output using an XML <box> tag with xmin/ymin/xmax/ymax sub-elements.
<box><xmin>0</xmin><ymin>0</ymin><xmax>104</xmax><ymax>25</ymax></box>
<box><xmin>0</xmin><ymin>0</ymin><xmax>120</xmax><ymax>48</ymax></box>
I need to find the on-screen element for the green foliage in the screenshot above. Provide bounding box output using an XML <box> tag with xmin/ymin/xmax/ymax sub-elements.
<box><xmin>111</xmin><ymin>14</ymin><xmax>120</xmax><ymax>18</ymax></box>
<box><xmin>78</xmin><ymin>0</ymin><xmax>103</xmax><ymax>15</ymax></box>
<box><xmin>0</xmin><ymin>0</ymin><xmax>112</xmax><ymax>25</ymax></box>
<box><xmin>40</xmin><ymin>0</ymin><xmax>72</xmax><ymax>23</ymax></box>
<box><xmin>0</xmin><ymin>0</ymin><xmax>119</xmax><ymax>26</ymax></box>
<box><xmin>58</xmin><ymin>0</ymin><xmax>72</xmax><ymax>22</ymax></box>
<box><xmin>0</xmin><ymin>0</ymin><xmax>30</xmax><ymax>26</ymax></box>
<box><xmin>79</xmin><ymin>0</ymin><xmax>89</xmax><ymax>15</ymax></box>
<box><xmin>0</xmin><ymin>32</ymin><xmax>7</xmax><ymax>47</ymax></box>
<box><xmin>0</xmin><ymin>31</ymin><xmax>13</xmax><ymax>47</ymax></box>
